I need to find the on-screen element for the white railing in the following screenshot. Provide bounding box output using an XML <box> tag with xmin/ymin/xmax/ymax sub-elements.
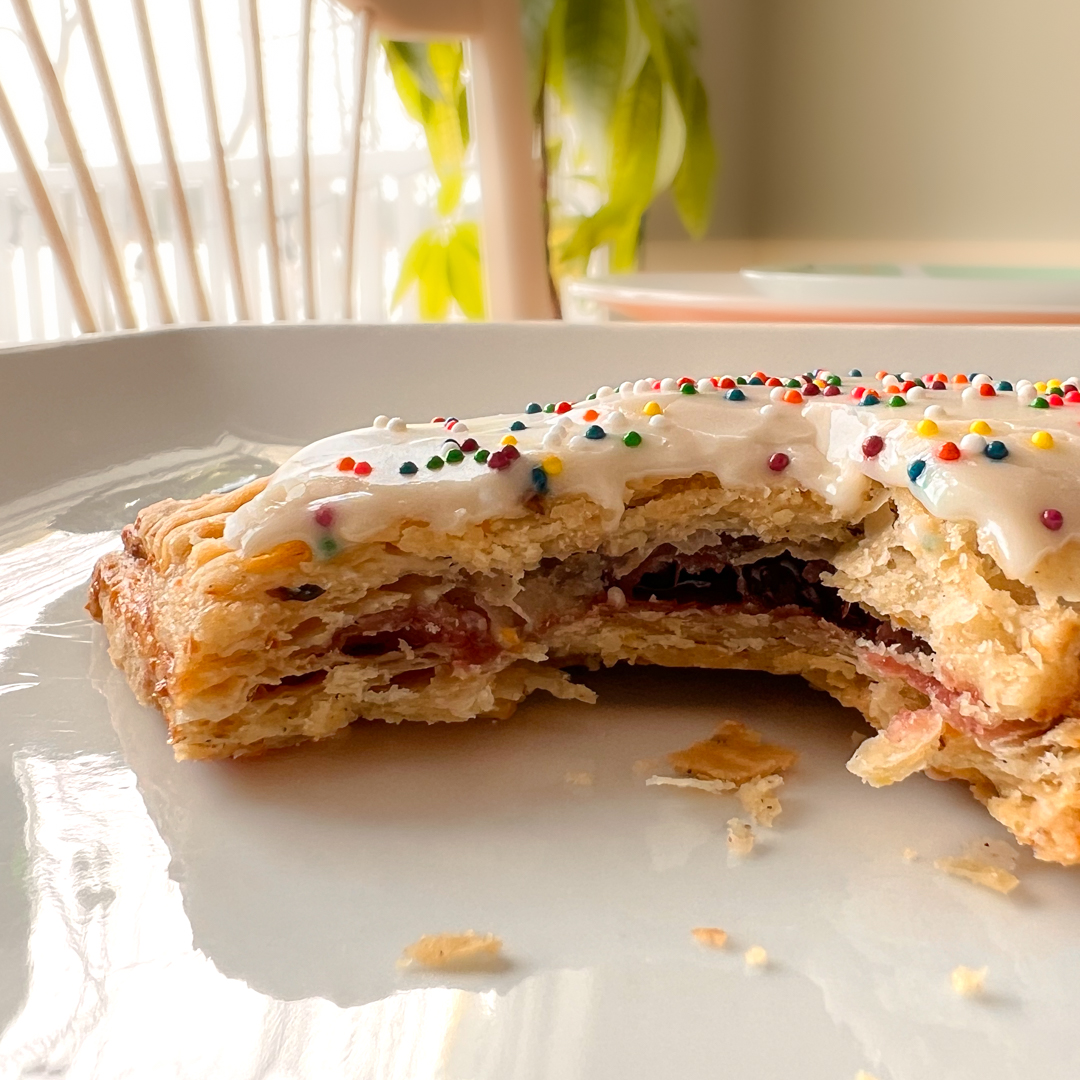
<box><xmin>0</xmin><ymin>0</ymin><xmax>483</xmax><ymax>344</ymax></box>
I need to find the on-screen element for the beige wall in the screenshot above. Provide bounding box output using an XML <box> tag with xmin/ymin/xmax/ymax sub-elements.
<box><xmin>647</xmin><ymin>0</ymin><xmax>1080</xmax><ymax>243</ymax></box>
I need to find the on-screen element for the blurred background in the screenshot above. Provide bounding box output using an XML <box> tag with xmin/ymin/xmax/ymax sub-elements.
<box><xmin>3</xmin><ymin>0</ymin><xmax>1080</xmax><ymax>342</ymax></box>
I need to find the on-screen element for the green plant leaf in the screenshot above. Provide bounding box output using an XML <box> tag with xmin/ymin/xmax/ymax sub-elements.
<box><xmin>383</xmin><ymin>42</ymin><xmax>436</xmax><ymax>116</ymax></box>
<box><xmin>561</xmin><ymin>0</ymin><xmax>627</xmax><ymax>141</ymax></box>
<box><xmin>417</xmin><ymin>240</ymin><xmax>451</xmax><ymax>320</ymax></box>
<box><xmin>446</xmin><ymin>222</ymin><xmax>485</xmax><ymax>319</ymax></box>
<box><xmin>393</xmin><ymin>231</ymin><xmax>433</xmax><ymax>310</ymax></box>
<box><xmin>521</xmin><ymin>0</ymin><xmax>558</xmax><ymax>109</ymax></box>
<box><xmin>669</xmin><ymin>64</ymin><xmax>715</xmax><ymax>237</ymax></box>
<box><xmin>607</xmin><ymin>54</ymin><xmax>662</xmax><ymax>212</ymax></box>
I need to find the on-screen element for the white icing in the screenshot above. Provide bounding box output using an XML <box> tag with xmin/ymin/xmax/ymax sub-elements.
<box><xmin>223</xmin><ymin>377</ymin><xmax>1080</xmax><ymax>590</ymax></box>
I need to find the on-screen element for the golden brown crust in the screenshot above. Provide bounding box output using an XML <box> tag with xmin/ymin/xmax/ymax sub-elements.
<box><xmin>88</xmin><ymin>472</ymin><xmax>1080</xmax><ymax>864</ymax></box>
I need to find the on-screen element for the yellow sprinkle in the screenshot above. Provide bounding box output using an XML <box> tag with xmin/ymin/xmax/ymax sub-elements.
<box><xmin>501</xmin><ymin>434</ymin><xmax>518</xmax><ymax>446</ymax></box>
<box><xmin>1048</xmin><ymin>378</ymin><xmax>1062</xmax><ymax>388</ymax></box>
<box><xmin>1036</xmin><ymin>381</ymin><xmax>1048</xmax><ymax>392</ymax></box>
<box><xmin>542</xmin><ymin>455</ymin><xmax>563</xmax><ymax>476</ymax></box>
<box><xmin>1031</xmin><ymin>430</ymin><xmax>1054</xmax><ymax>449</ymax></box>
<box><xmin>915</xmin><ymin>419</ymin><xmax>939</xmax><ymax>437</ymax></box>
<box><xmin>643</xmin><ymin>401</ymin><xmax>663</xmax><ymax>416</ymax></box>
<box><xmin>968</xmin><ymin>420</ymin><xmax>992</xmax><ymax>436</ymax></box>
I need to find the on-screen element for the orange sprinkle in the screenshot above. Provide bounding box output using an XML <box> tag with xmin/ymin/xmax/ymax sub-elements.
<box><xmin>783</xmin><ymin>389</ymin><xmax>804</xmax><ymax>404</ymax></box>
<box><xmin>583</xmin><ymin>409</ymin><xmax>599</xmax><ymax>422</ymax></box>
<box><xmin>937</xmin><ymin>441</ymin><xmax>961</xmax><ymax>461</ymax></box>
<box><xmin>337</xmin><ymin>456</ymin><xmax>356</xmax><ymax>471</ymax></box>
<box><xmin>953</xmin><ymin>374</ymin><xmax>969</xmax><ymax>384</ymax></box>
<box><xmin>979</xmin><ymin>383</ymin><xmax>996</xmax><ymax>397</ymax></box>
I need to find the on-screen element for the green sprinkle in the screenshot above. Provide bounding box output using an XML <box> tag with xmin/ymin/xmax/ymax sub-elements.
<box><xmin>826</xmin><ymin>375</ymin><xmax>842</xmax><ymax>386</ymax></box>
<box><xmin>587</xmin><ymin>392</ymin><xmax>597</xmax><ymax>400</ymax></box>
<box><xmin>445</xmin><ymin>448</ymin><xmax>464</xmax><ymax>464</ymax></box>
<box><xmin>888</xmin><ymin>395</ymin><xmax>906</xmax><ymax>407</ymax></box>
<box><xmin>623</xmin><ymin>430</ymin><xmax>642</xmax><ymax>447</ymax></box>
<box><xmin>474</xmin><ymin>449</ymin><xmax>490</xmax><ymax>464</ymax></box>
<box><xmin>544</xmin><ymin>403</ymin><xmax>555</xmax><ymax>413</ymax></box>
<box><xmin>1031</xmin><ymin>396</ymin><xmax>1050</xmax><ymax>409</ymax></box>
<box><xmin>680</xmin><ymin>383</ymin><xmax>698</xmax><ymax>394</ymax></box>
<box><xmin>736</xmin><ymin>376</ymin><xmax>747</xmax><ymax>385</ymax></box>
<box><xmin>786</xmin><ymin>379</ymin><xmax>800</xmax><ymax>388</ymax></box>
<box><xmin>426</xmin><ymin>455</ymin><xmax>444</xmax><ymax>470</ymax></box>
<box><xmin>399</xmin><ymin>461</ymin><xmax>418</xmax><ymax>475</ymax></box>
<box><xmin>317</xmin><ymin>536</ymin><xmax>338</xmax><ymax>558</ymax></box>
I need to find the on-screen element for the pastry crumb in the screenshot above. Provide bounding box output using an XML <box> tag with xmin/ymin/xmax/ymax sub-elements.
<box><xmin>398</xmin><ymin>931</ymin><xmax>503</xmax><ymax>970</ymax></box>
<box><xmin>668</xmin><ymin>720</ymin><xmax>797</xmax><ymax>784</ymax></box>
<box><xmin>743</xmin><ymin>945</ymin><xmax>768</xmax><ymax>968</ymax></box>
<box><xmin>935</xmin><ymin>852</ymin><xmax>1019</xmax><ymax>894</ymax></box>
<box><xmin>632</xmin><ymin>757</ymin><xmax>661</xmax><ymax>777</ymax></box>
<box><xmin>691</xmin><ymin>926</ymin><xmax>728</xmax><ymax>949</ymax></box>
<box><xmin>646</xmin><ymin>774</ymin><xmax>736</xmax><ymax>795</ymax></box>
<box><xmin>727</xmin><ymin>817</ymin><xmax>755</xmax><ymax>855</ymax></box>
<box><xmin>564</xmin><ymin>770</ymin><xmax>594</xmax><ymax>786</ymax></box>
<box><xmin>950</xmin><ymin>964</ymin><xmax>987</xmax><ymax>997</ymax></box>
<box><xmin>902</xmin><ymin>847</ymin><xmax>919</xmax><ymax>861</ymax></box>
<box><xmin>737</xmin><ymin>774</ymin><xmax>784</xmax><ymax>826</ymax></box>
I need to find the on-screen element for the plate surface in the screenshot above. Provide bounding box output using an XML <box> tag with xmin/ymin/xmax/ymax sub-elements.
<box><xmin>3</xmin><ymin>323</ymin><xmax>1080</xmax><ymax>1080</ymax></box>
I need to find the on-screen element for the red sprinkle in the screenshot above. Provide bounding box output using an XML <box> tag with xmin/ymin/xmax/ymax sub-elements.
<box><xmin>1042</xmin><ymin>508</ymin><xmax>1064</xmax><ymax>530</ymax></box>
<box><xmin>978</xmin><ymin>383</ymin><xmax>996</xmax><ymax>397</ymax></box>
<box><xmin>555</xmin><ymin>401</ymin><xmax>573</xmax><ymax>414</ymax></box>
<box><xmin>901</xmin><ymin>380</ymin><xmax>916</xmax><ymax>392</ymax></box>
<box><xmin>719</xmin><ymin>377</ymin><xmax>736</xmax><ymax>389</ymax></box>
<box><xmin>431</xmin><ymin>417</ymin><xmax>445</xmax><ymax>423</ymax></box>
<box><xmin>337</xmin><ymin>456</ymin><xmax>355</xmax><ymax>472</ymax></box>
<box><xmin>823</xmin><ymin>385</ymin><xmax>841</xmax><ymax>397</ymax></box>
<box><xmin>1067</xmin><ymin>391</ymin><xmax>1080</xmax><ymax>404</ymax></box>
<box><xmin>802</xmin><ymin>382</ymin><xmax>820</xmax><ymax>396</ymax></box>
<box><xmin>766</xmin><ymin>377</ymin><xmax>783</xmax><ymax>387</ymax></box>
<box><xmin>652</xmin><ymin>380</ymin><xmax>662</xmax><ymax>390</ymax></box>
<box><xmin>502</xmin><ymin>444</ymin><xmax>520</xmax><ymax>461</ymax></box>
<box><xmin>677</xmin><ymin>377</ymin><xmax>694</xmax><ymax>386</ymax></box>
<box><xmin>444</xmin><ymin>418</ymin><xmax>459</xmax><ymax>429</ymax></box>
<box><xmin>314</xmin><ymin>505</ymin><xmax>334</xmax><ymax>527</ymax></box>
<box><xmin>1050</xmin><ymin>394</ymin><xmax>1064</xmax><ymax>407</ymax></box>
<box><xmin>931</xmin><ymin>380</ymin><xmax>947</xmax><ymax>390</ymax></box>
<box><xmin>852</xmin><ymin>386</ymin><xmax>867</xmax><ymax>399</ymax></box>
<box><xmin>353</xmin><ymin>461</ymin><xmax>372</xmax><ymax>476</ymax></box>
<box><xmin>460</xmin><ymin>438</ymin><xmax>479</xmax><ymax>452</ymax></box>
<box><xmin>862</xmin><ymin>435</ymin><xmax>884</xmax><ymax>458</ymax></box>
<box><xmin>937</xmin><ymin>441</ymin><xmax>961</xmax><ymax>461</ymax></box>
<box><xmin>768</xmin><ymin>452</ymin><xmax>790</xmax><ymax>472</ymax></box>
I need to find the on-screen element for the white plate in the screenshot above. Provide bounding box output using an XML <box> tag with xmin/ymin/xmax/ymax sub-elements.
<box><xmin>563</xmin><ymin>272</ymin><xmax>1080</xmax><ymax>324</ymax></box>
<box><xmin>4</xmin><ymin>323</ymin><xmax>1080</xmax><ymax>1080</ymax></box>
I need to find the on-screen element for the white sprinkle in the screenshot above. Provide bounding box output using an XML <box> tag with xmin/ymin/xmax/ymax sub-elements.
<box><xmin>1016</xmin><ymin>379</ymin><xmax>1033</xmax><ymax>391</ymax></box>
<box><xmin>633</xmin><ymin>378</ymin><xmax>652</xmax><ymax>394</ymax></box>
<box><xmin>923</xmin><ymin>404</ymin><xmax>947</xmax><ymax>420</ymax></box>
<box><xmin>595</xmin><ymin>385</ymin><xmax>614</xmax><ymax>399</ymax></box>
<box><xmin>960</xmin><ymin>433</ymin><xmax>986</xmax><ymax>454</ymax></box>
<box><xmin>618</xmin><ymin>381</ymin><xmax>635</xmax><ymax>395</ymax></box>
<box><xmin>607</xmin><ymin>586</ymin><xmax>627</xmax><ymax>609</ymax></box>
<box><xmin>1018</xmin><ymin>384</ymin><xmax>1037</xmax><ymax>405</ymax></box>
<box><xmin>602</xmin><ymin>410</ymin><xmax>627</xmax><ymax>433</ymax></box>
<box><xmin>907</xmin><ymin>386</ymin><xmax>926</xmax><ymax>402</ymax></box>
<box><xmin>901</xmin><ymin>371</ymin><xmax>916</xmax><ymax>383</ymax></box>
<box><xmin>659</xmin><ymin>377</ymin><xmax>678</xmax><ymax>393</ymax></box>
<box><xmin>769</xmin><ymin>386</ymin><xmax>786</xmax><ymax>402</ymax></box>
<box><xmin>387</xmin><ymin>417</ymin><xmax>407</xmax><ymax>432</ymax></box>
<box><xmin>542</xmin><ymin>427</ymin><xmax>567</xmax><ymax>449</ymax></box>
<box><xmin>373</xmin><ymin>414</ymin><xmax>390</xmax><ymax>428</ymax></box>
<box><xmin>649</xmin><ymin>414</ymin><xmax>669</xmax><ymax>428</ymax></box>
<box><xmin>568</xmin><ymin>435</ymin><xmax>589</xmax><ymax>451</ymax></box>
<box><xmin>972</xmin><ymin>373</ymin><xmax>993</xmax><ymax>386</ymax></box>
<box><xmin>449</xmin><ymin>421</ymin><xmax>469</xmax><ymax>434</ymax></box>
<box><xmin>697</xmin><ymin>378</ymin><xmax>717</xmax><ymax>393</ymax></box>
<box><xmin>759</xmin><ymin>404</ymin><xmax>778</xmax><ymax>418</ymax></box>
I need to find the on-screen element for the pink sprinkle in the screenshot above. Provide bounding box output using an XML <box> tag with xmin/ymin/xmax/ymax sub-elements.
<box><xmin>314</xmin><ymin>505</ymin><xmax>334</xmax><ymax>528</ymax></box>
<box><xmin>768</xmin><ymin>452</ymin><xmax>790</xmax><ymax>472</ymax></box>
<box><xmin>1042</xmin><ymin>508</ymin><xmax>1064</xmax><ymax>531</ymax></box>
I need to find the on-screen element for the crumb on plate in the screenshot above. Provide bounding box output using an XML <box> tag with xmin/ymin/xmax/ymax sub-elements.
<box><xmin>934</xmin><ymin>847</ymin><xmax>1019</xmax><ymax>894</ymax></box>
<box><xmin>564</xmin><ymin>770</ymin><xmax>594</xmax><ymax>786</ymax></box>
<box><xmin>737</xmin><ymin>774</ymin><xmax>784</xmax><ymax>826</ymax></box>
<box><xmin>632</xmin><ymin>757</ymin><xmax>661</xmax><ymax>777</ymax></box>
<box><xmin>902</xmin><ymin>847</ymin><xmax>919</xmax><ymax>861</ymax></box>
<box><xmin>950</xmin><ymin>965</ymin><xmax>987</xmax><ymax>997</ymax></box>
<box><xmin>398</xmin><ymin>931</ymin><xmax>503</xmax><ymax>970</ymax></box>
<box><xmin>668</xmin><ymin>720</ymin><xmax>798</xmax><ymax>785</ymax></box>
<box><xmin>727</xmin><ymin>817</ymin><xmax>755</xmax><ymax>855</ymax></box>
<box><xmin>692</xmin><ymin>926</ymin><xmax>728</xmax><ymax>949</ymax></box>
<box><xmin>646</xmin><ymin>774</ymin><xmax>736</xmax><ymax>794</ymax></box>
<box><xmin>744</xmin><ymin>945</ymin><xmax>768</xmax><ymax>968</ymax></box>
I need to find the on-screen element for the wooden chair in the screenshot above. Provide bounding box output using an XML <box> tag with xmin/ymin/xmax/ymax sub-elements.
<box><xmin>0</xmin><ymin>0</ymin><xmax>552</xmax><ymax>343</ymax></box>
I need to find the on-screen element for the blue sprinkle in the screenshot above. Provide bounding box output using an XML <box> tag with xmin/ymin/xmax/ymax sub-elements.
<box><xmin>585</xmin><ymin>425</ymin><xmax>606</xmax><ymax>440</ymax></box>
<box><xmin>531</xmin><ymin>466</ymin><xmax>548</xmax><ymax>494</ymax></box>
<box><xmin>861</xmin><ymin>393</ymin><xmax>880</xmax><ymax>406</ymax></box>
<box><xmin>849</xmin><ymin>368</ymin><xmax>862</xmax><ymax>377</ymax></box>
<box><xmin>996</xmin><ymin>381</ymin><xmax>1013</xmax><ymax>392</ymax></box>
<box><xmin>510</xmin><ymin>420</ymin><xmax>526</xmax><ymax>431</ymax></box>
<box><xmin>399</xmin><ymin>461</ymin><xmax>418</xmax><ymax>475</ymax></box>
<box><xmin>725</xmin><ymin>388</ymin><xmax>746</xmax><ymax>401</ymax></box>
<box><xmin>525</xmin><ymin>402</ymin><xmax>542</xmax><ymax>414</ymax></box>
<box><xmin>907</xmin><ymin>459</ymin><xmax>926</xmax><ymax>482</ymax></box>
<box><xmin>984</xmin><ymin>440</ymin><xmax>1009</xmax><ymax>460</ymax></box>
<box><xmin>748</xmin><ymin>376</ymin><xmax>764</xmax><ymax>385</ymax></box>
